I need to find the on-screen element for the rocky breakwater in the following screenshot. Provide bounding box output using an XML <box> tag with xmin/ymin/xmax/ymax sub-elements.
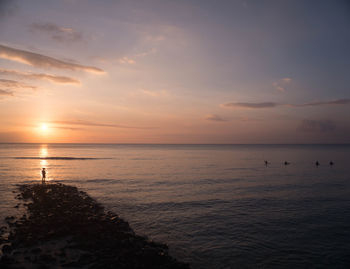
<box><xmin>0</xmin><ymin>183</ymin><xmax>190</xmax><ymax>268</ymax></box>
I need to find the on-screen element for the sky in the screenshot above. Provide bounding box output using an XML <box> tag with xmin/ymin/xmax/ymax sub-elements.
<box><xmin>0</xmin><ymin>0</ymin><xmax>349</xmax><ymax>143</ymax></box>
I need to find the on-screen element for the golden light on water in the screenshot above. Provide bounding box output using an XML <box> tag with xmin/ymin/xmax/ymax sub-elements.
<box><xmin>40</xmin><ymin>159</ymin><xmax>48</xmax><ymax>167</ymax></box>
<box><xmin>39</xmin><ymin>145</ymin><xmax>50</xmax><ymax>181</ymax></box>
<box><xmin>40</xmin><ymin>146</ymin><xmax>48</xmax><ymax>158</ymax></box>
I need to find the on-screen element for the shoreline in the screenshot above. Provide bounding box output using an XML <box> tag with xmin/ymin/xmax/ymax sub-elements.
<box><xmin>0</xmin><ymin>182</ymin><xmax>190</xmax><ymax>268</ymax></box>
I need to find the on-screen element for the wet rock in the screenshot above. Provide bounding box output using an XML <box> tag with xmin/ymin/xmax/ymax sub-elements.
<box><xmin>12</xmin><ymin>251</ymin><xmax>21</xmax><ymax>256</ymax></box>
<box><xmin>1</xmin><ymin>254</ymin><xmax>14</xmax><ymax>263</ymax></box>
<box><xmin>2</xmin><ymin>244</ymin><xmax>12</xmax><ymax>254</ymax></box>
<box><xmin>5</xmin><ymin>216</ymin><xmax>15</xmax><ymax>222</ymax></box>
<box><xmin>31</xmin><ymin>248</ymin><xmax>41</xmax><ymax>254</ymax></box>
<box><xmin>0</xmin><ymin>183</ymin><xmax>190</xmax><ymax>268</ymax></box>
<box><xmin>39</xmin><ymin>254</ymin><xmax>55</xmax><ymax>263</ymax></box>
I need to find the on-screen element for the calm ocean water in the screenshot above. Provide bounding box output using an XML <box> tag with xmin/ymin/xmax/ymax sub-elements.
<box><xmin>1</xmin><ymin>143</ymin><xmax>350</xmax><ymax>268</ymax></box>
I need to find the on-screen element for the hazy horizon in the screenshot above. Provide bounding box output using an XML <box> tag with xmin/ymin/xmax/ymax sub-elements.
<box><xmin>1</xmin><ymin>142</ymin><xmax>350</xmax><ymax>145</ymax></box>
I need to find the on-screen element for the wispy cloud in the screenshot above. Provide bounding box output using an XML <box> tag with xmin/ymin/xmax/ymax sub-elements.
<box><xmin>51</xmin><ymin>120</ymin><xmax>155</xmax><ymax>130</ymax></box>
<box><xmin>145</xmin><ymin>34</ymin><xmax>165</xmax><ymax>42</ymax></box>
<box><xmin>298</xmin><ymin>119</ymin><xmax>336</xmax><ymax>133</ymax></box>
<box><xmin>139</xmin><ymin>24</ymin><xmax>186</xmax><ymax>47</ymax></box>
<box><xmin>205</xmin><ymin>114</ymin><xmax>227</xmax><ymax>122</ymax></box>
<box><xmin>273</xmin><ymin>77</ymin><xmax>291</xmax><ymax>93</ymax></box>
<box><xmin>135</xmin><ymin>48</ymin><xmax>157</xmax><ymax>58</ymax></box>
<box><xmin>53</xmin><ymin>126</ymin><xmax>84</xmax><ymax>131</ymax></box>
<box><xmin>119</xmin><ymin>56</ymin><xmax>135</xmax><ymax>64</ymax></box>
<box><xmin>291</xmin><ymin>99</ymin><xmax>350</xmax><ymax>107</ymax></box>
<box><xmin>30</xmin><ymin>22</ymin><xmax>83</xmax><ymax>43</ymax></box>
<box><xmin>140</xmin><ymin>89</ymin><xmax>167</xmax><ymax>97</ymax></box>
<box><xmin>222</xmin><ymin>99</ymin><xmax>350</xmax><ymax>109</ymax></box>
<box><xmin>0</xmin><ymin>68</ymin><xmax>80</xmax><ymax>85</ymax></box>
<box><xmin>0</xmin><ymin>89</ymin><xmax>13</xmax><ymax>96</ymax></box>
<box><xmin>0</xmin><ymin>79</ymin><xmax>37</xmax><ymax>90</ymax></box>
<box><xmin>0</xmin><ymin>44</ymin><xmax>104</xmax><ymax>73</ymax></box>
<box><xmin>0</xmin><ymin>79</ymin><xmax>37</xmax><ymax>98</ymax></box>
<box><xmin>222</xmin><ymin>102</ymin><xmax>279</xmax><ymax>109</ymax></box>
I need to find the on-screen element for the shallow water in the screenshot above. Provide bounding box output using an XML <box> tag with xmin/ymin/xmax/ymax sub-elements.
<box><xmin>1</xmin><ymin>144</ymin><xmax>350</xmax><ymax>268</ymax></box>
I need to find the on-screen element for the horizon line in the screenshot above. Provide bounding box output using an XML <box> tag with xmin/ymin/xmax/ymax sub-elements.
<box><xmin>0</xmin><ymin>143</ymin><xmax>349</xmax><ymax>146</ymax></box>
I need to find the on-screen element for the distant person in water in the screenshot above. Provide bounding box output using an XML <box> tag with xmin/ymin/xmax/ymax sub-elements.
<box><xmin>41</xmin><ymin>168</ymin><xmax>46</xmax><ymax>183</ymax></box>
<box><xmin>330</xmin><ymin>161</ymin><xmax>334</xmax><ymax>166</ymax></box>
<box><xmin>264</xmin><ymin>160</ymin><xmax>269</xmax><ymax>167</ymax></box>
<box><xmin>315</xmin><ymin>161</ymin><xmax>320</xmax><ymax>167</ymax></box>
<box><xmin>284</xmin><ymin>161</ymin><xmax>290</xmax><ymax>165</ymax></box>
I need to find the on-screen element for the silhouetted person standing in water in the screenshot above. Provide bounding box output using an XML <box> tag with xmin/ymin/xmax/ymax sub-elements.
<box><xmin>330</xmin><ymin>161</ymin><xmax>334</xmax><ymax>167</ymax></box>
<box><xmin>315</xmin><ymin>161</ymin><xmax>320</xmax><ymax>167</ymax></box>
<box><xmin>41</xmin><ymin>168</ymin><xmax>46</xmax><ymax>183</ymax></box>
<box><xmin>264</xmin><ymin>160</ymin><xmax>269</xmax><ymax>167</ymax></box>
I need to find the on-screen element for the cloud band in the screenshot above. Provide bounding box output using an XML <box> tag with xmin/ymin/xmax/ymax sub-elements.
<box><xmin>0</xmin><ymin>44</ymin><xmax>104</xmax><ymax>73</ymax></box>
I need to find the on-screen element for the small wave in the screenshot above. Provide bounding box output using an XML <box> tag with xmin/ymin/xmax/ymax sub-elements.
<box><xmin>54</xmin><ymin>179</ymin><xmax>118</xmax><ymax>184</ymax></box>
<box><xmin>13</xmin><ymin>157</ymin><xmax>111</xmax><ymax>160</ymax></box>
<box><xmin>85</xmin><ymin>179</ymin><xmax>119</xmax><ymax>183</ymax></box>
<box><xmin>225</xmin><ymin>167</ymin><xmax>258</xmax><ymax>171</ymax></box>
<box><xmin>130</xmin><ymin>158</ymin><xmax>159</xmax><ymax>160</ymax></box>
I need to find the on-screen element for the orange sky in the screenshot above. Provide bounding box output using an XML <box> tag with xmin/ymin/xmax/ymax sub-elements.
<box><xmin>1</xmin><ymin>0</ymin><xmax>350</xmax><ymax>143</ymax></box>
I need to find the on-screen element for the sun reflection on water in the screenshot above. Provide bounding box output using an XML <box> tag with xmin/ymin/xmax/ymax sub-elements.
<box><xmin>40</xmin><ymin>146</ymin><xmax>48</xmax><ymax>158</ymax></box>
<box><xmin>40</xmin><ymin>159</ymin><xmax>48</xmax><ymax>167</ymax></box>
<box><xmin>39</xmin><ymin>145</ymin><xmax>51</xmax><ymax>181</ymax></box>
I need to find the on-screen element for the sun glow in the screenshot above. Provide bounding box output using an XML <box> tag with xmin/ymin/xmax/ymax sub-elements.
<box><xmin>41</xmin><ymin>124</ymin><xmax>48</xmax><ymax>131</ymax></box>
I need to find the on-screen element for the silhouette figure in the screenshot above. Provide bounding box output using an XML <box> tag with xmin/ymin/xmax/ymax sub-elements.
<box><xmin>315</xmin><ymin>161</ymin><xmax>320</xmax><ymax>167</ymax></box>
<box><xmin>284</xmin><ymin>161</ymin><xmax>290</xmax><ymax>165</ymax></box>
<box><xmin>329</xmin><ymin>161</ymin><xmax>334</xmax><ymax>166</ymax></box>
<box><xmin>41</xmin><ymin>168</ymin><xmax>46</xmax><ymax>183</ymax></box>
<box><xmin>264</xmin><ymin>160</ymin><xmax>269</xmax><ymax>167</ymax></box>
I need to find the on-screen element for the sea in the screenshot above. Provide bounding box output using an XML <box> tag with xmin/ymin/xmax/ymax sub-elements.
<box><xmin>0</xmin><ymin>143</ymin><xmax>350</xmax><ymax>268</ymax></box>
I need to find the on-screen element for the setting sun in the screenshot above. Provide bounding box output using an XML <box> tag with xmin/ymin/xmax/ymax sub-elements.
<box><xmin>41</xmin><ymin>124</ymin><xmax>48</xmax><ymax>132</ymax></box>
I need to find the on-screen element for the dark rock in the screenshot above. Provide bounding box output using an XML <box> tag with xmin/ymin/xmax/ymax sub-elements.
<box><xmin>31</xmin><ymin>247</ymin><xmax>41</xmax><ymax>254</ymax></box>
<box><xmin>39</xmin><ymin>254</ymin><xmax>55</xmax><ymax>263</ymax></box>
<box><xmin>1</xmin><ymin>254</ymin><xmax>14</xmax><ymax>263</ymax></box>
<box><xmin>2</xmin><ymin>244</ymin><xmax>12</xmax><ymax>254</ymax></box>
<box><xmin>0</xmin><ymin>183</ymin><xmax>190</xmax><ymax>268</ymax></box>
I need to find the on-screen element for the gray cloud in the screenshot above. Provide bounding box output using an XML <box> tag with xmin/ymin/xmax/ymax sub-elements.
<box><xmin>0</xmin><ymin>68</ymin><xmax>80</xmax><ymax>85</ymax></box>
<box><xmin>222</xmin><ymin>102</ymin><xmax>279</xmax><ymax>109</ymax></box>
<box><xmin>0</xmin><ymin>79</ymin><xmax>37</xmax><ymax>90</ymax></box>
<box><xmin>222</xmin><ymin>99</ymin><xmax>350</xmax><ymax>109</ymax></box>
<box><xmin>51</xmin><ymin>120</ymin><xmax>155</xmax><ymax>130</ymax></box>
<box><xmin>205</xmin><ymin>114</ymin><xmax>227</xmax><ymax>122</ymax></box>
<box><xmin>273</xmin><ymin>77</ymin><xmax>292</xmax><ymax>93</ymax></box>
<box><xmin>0</xmin><ymin>89</ymin><xmax>13</xmax><ymax>96</ymax></box>
<box><xmin>31</xmin><ymin>22</ymin><xmax>83</xmax><ymax>43</ymax></box>
<box><xmin>298</xmin><ymin>119</ymin><xmax>336</xmax><ymax>133</ymax></box>
<box><xmin>0</xmin><ymin>79</ymin><xmax>37</xmax><ymax>98</ymax></box>
<box><xmin>0</xmin><ymin>44</ymin><xmax>104</xmax><ymax>73</ymax></box>
<box><xmin>53</xmin><ymin>126</ymin><xmax>84</xmax><ymax>131</ymax></box>
<box><xmin>292</xmin><ymin>99</ymin><xmax>350</xmax><ymax>107</ymax></box>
